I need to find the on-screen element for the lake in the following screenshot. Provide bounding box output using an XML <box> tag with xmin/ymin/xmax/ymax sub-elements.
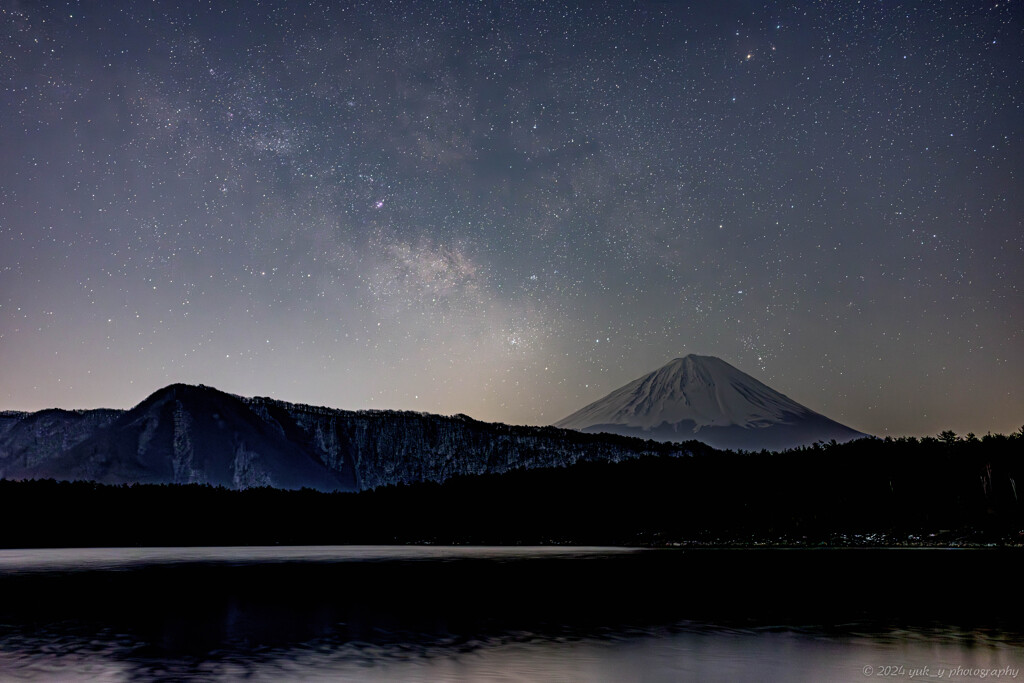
<box><xmin>0</xmin><ymin>546</ymin><xmax>1021</xmax><ymax>681</ymax></box>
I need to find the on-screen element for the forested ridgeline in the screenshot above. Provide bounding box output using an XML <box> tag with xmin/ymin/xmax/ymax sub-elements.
<box><xmin>1</xmin><ymin>432</ymin><xmax>1020</xmax><ymax>548</ymax></box>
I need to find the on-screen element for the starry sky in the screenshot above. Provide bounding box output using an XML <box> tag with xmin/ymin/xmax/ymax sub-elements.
<box><xmin>1</xmin><ymin>0</ymin><xmax>1021</xmax><ymax>437</ymax></box>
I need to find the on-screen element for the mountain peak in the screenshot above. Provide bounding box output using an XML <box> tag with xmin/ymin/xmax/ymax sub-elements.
<box><xmin>673</xmin><ymin>353</ymin><xmax>714</xmax><ymax>361</ymax></box>
<box><xmin>665</xmin><ymin>354</ymin><xmax>737</xmax><ymax>370</ymax></box>
<box><xmin>555</xmin><ymin>356</ymin><xmax>866</xmax><ymax>451</ymax></box>
<box><xmin>134</xmin><ymin>383</ymin><xmax>233</xmax><ymax>413</ymax></box>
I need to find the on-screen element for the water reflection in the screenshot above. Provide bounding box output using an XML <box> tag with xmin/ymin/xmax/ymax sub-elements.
<box><xmin>0</xmin><ymin>547</ymin><xmax>1021</xmax><ymax>681</ymax></box>
<box><xmin>0</xmin><ymin>545</ymin><xmax>637</xmax><ymax>573</ymax></box>
<box><xmin>3</xmin><ymin>619</ymin><xmax>1021</xmax><ymax>682</ymax></box>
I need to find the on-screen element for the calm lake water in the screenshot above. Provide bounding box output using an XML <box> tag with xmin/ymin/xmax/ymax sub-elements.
<box><xmin>0</xmin><ymin>546</ymin><xmax>1021</xmax><ymax>682</ymax></box>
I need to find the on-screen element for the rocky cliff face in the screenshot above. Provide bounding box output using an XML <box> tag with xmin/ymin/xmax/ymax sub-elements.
<box><xmin>0</xmin><ymin>384</ymin><xmax>689</xmax><ymax>491</ymax></box>
<box><xmin>0</xmin><ymin>408</ymin><xmax>121</xmax><ymax>471</ymax></box>
<box><xmin>241</xmin><ymin>394</ymin><xmax>678</xmax><ymax>490</ymax></box>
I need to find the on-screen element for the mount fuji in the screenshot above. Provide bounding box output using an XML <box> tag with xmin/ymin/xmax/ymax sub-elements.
<box><xmin>554</xmin><ymin>355</ymin><xmax>868</xmax><ymax>451</ymax></box>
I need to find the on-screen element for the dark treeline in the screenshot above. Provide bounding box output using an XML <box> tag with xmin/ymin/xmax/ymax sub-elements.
<box><xmin>1</xmin><ymin>431</ymin><xmax>1021</xmax><ymax>548</ymax></box>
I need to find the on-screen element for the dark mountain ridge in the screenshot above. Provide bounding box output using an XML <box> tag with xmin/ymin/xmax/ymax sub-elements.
<box><xmin>0</xmin><ymin>383</ymin><xmax>695</xmax><ymax>491</ymax></box>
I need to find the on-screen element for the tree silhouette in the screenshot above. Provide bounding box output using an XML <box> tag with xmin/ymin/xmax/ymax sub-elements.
<box><xmin>0</xmin><ymin>427</ymin><xmax>1020</xmax><ymax>548</ymax></box>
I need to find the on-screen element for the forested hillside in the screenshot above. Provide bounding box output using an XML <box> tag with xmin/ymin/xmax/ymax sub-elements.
<box><xmin>2</xmin><ymin>431</ymin><xmax>1019</xmax><ymax>547</ymax></box>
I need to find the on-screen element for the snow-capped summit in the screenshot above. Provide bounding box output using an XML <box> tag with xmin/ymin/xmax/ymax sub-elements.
<box><xmin>554</xmin><ymin>355</ymin><xmax>867</xmax><ymax>451</ymax></box>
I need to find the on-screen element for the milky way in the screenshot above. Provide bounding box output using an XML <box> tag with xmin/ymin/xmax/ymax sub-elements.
<box><xmin>1</xmin><ymin>0</ymin><xmax>1021</xmax><ymax>435</ymax></box>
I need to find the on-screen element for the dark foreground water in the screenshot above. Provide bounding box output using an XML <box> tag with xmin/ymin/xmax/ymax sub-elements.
<box><xmin>0</xmin><ymin>546</ymin><xmax>1021</xmax><ymax>681</ymax></box>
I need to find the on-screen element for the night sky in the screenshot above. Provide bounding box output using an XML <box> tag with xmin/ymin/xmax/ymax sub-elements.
<box><xmin>2</xmin><ymin>0</ymin><xmax>1021</xmax><ymax>437</ymax></box>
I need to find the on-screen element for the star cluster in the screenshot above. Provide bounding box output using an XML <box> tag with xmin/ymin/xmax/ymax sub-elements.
<box><xmin>1</xmin><ymin>0</ymin><xmax>1021</xmax><ymax>435</ymax></box>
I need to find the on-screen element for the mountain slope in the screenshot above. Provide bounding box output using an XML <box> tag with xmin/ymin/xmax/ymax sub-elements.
<box><xmin>38</xmin><ymin>384</ymin><xmax>355</xmax><ymax>491</ymax></box>
<box><xmin>555</xmin><ymin>355</ymin><xmax>867</xmax><ymax>450</ymax></box>
<box><xmin>0</xmin><ymin>384</ymin><xmax>694</xmax><ymax>491</ymax></box>
<box><xmin>0</xmin><ymin>408</ymin><xmax>121</xmax><ymax>470</ymax></box>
